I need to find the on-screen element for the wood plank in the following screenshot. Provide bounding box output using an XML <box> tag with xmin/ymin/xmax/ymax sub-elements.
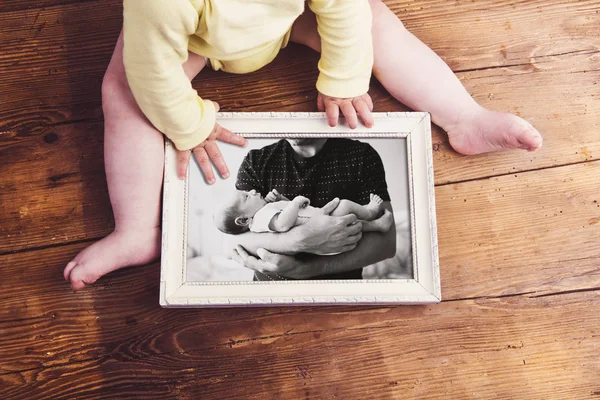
<box><xmin>0</xmin><ymin>251</ymin><xmax>598</xmax><ymax>400</ymax></box>
<box><xmin>0</xmin><ymin>1</ymin><xmax>121</xmax><ymax>132</ymax></box>
<box><xmin>436</xmin><ymin>161</ymin><xmax>600</xmax><ymax>300</ymax></box>
<box><xmin>387</xmin><ymin>0</ymin><xmax>600</xmax><ymax>72</ymax></box>
<box><xmin>0</xmin><ymin>121</ymin><xmax>113</xmax><ymax>253</ymax></box>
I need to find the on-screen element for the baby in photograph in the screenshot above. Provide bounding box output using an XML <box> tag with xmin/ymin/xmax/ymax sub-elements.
<box><xmin>214</xmin><ymin>189</ymin><xmax>393</xmax><ymax>235</ymax></box>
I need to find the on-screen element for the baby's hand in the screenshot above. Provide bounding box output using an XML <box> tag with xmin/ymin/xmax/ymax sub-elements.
<box><xmin>293</xmin><ymin>195</ymin><xmax>310</xmax><ymax>208</ymax></box>
<box><xmin>317</xmin><ymin>92</ymin><xmax>374</xmax><ymax>129</ymax></box>
<box><xmin>175</xmin><ymin>102</ymin><xmax>247</xmax><ymax>183</ymax></box>
<box><xmin>265</xmin><ymin>190</ymin><xmax>279</xmax><ymax>203</ymax></box>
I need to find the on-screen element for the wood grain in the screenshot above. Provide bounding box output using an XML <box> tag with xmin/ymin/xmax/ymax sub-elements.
<box><xmin>437</xmin><ymin>161</ymin><xmax>600</xmax><ymax>300</ymax></box>
<box><xmin>0</xmin><ymin>121</ymin><xmax>112</xmax><ymax>254</ymax></box>
<box><xmin>2</xmin><ymin>0</ymin><xmax>600</xmax><ymax>398</ymax></box>
<box><xmin>0</xmin><ymin>1</ymin><xmax>99</xmax><ymax>13</ymax></box>
<box><xmin>0</xmin><ymin>251</ymin><xmax>598</xmax><ymax>400</ymax></box>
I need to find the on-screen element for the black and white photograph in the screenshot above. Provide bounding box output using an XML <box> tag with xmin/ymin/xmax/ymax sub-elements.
<box><xmin>160</xmin><ymin>113</ymin><xmax>439</xmax><ymax>306</ymax></box>
<box><xmin>186</xmin><ymin>135</ymin><xmax>413</xmax><ymax>282</ymax></box>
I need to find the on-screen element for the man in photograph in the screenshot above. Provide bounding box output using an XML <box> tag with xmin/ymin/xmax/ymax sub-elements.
<box><xmin>228</xmin><ymin>138</ymin><xmax>396</xmax><ymax>280</ymax></box>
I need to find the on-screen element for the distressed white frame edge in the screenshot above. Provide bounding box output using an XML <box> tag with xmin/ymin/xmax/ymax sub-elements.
<box><xmin>160</xmin><ymin>112</ymin><xmax>440</xmax><ymax>307</ymax></box>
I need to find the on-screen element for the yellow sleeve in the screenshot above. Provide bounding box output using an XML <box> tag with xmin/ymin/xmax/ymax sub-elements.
<box><xmin>308</xmin><ymin>0</ymin><xmax>374</xmax><ymax>99</ymax></box>
<box><xmin>123</xmin><ymin>0</ymin><xmax>215</xmax><ymax>150</ymax></box>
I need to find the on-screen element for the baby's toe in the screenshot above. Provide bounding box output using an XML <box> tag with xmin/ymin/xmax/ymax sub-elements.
<box><xmin>64</xmin><ymin>261</ymin><xmax>77</xmax><ymax>281</ymax></box>
<box><xmin>68</xmin><ymin>264</ymin><xmax>99</xmax><ymax>291</ymax></box>
<box><xmin>69</xmin><ymin>268</ymin><xmax>91</xmax><ymax>291</ymax></box>
<box><xmin>527</xmin><ymin>131</ymin><xmax>543</xmax><ymax>150</ymax></box>
<box><xmin>512</xmin><ymin>119</ymin><xmax>543</xmax><ymax>149</ymax></box>
<box><xmin>70</xmin><ymin>279</ymin><xmax>87</xmax><ymax>291</ymax></box>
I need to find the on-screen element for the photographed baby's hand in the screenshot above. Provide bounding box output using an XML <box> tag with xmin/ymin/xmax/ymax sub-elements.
<box><xmin>265</xmin><ymin>190</ymin><xmax>279</xmax><ymax>203</ymax></box>
<box><xmin>176</xmin><ymin>102</ymin><xmax>247</xmax><ymax>182</ymax></box>
<box><xmin>317</xmin><ymin>92</ymin><xmax>374</xmax><ymax>129</ymax></box>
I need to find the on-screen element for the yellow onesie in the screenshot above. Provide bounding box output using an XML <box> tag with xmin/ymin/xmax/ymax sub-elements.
<box><xmin>123</xmin><ymin>0</ymin><xmax>373</xmax><ymax>150</ymax></box>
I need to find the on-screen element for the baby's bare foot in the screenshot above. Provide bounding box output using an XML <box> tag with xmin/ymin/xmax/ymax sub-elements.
<box><xmin>362</xmin><ymin>209</ymin><xmax>394</xmax><ymax>233</ymax></box>
<box><xmin>446</xmin><ymin>108</ymin><xmax>543</xmax><ymax>155</ymax></box>
<box><xmin>365</xmin><ymin>193</ymin><xmax>384</xmax><ymax>219</ymax></box>
<box><xmin>63</xmin><ymin>228</ymin><xmax>160</xmax><ymax>290</ymax></box>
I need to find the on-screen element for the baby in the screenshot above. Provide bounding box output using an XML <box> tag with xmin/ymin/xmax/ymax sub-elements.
<box><xmin>214</xmin><ymin>189</ymin><xmax>393</xmax><ymax>235</ymax></box>
<box><xmin>64</xmin><ymin>0</ymin><xmax>543</xmax><ymax>290</ymax></box>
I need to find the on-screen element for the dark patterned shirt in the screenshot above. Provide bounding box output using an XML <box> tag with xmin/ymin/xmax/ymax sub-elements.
<box><xmin>236</xmin><ymin>138</ymin><xmax>390</xmax><ymax>280</ymax></box>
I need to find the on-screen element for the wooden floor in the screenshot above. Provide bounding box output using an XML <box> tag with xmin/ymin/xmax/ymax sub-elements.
<box><xmin>1</xmin><ymin>0</ymin><xmax>599</xmax><ymax>398</ymax></box>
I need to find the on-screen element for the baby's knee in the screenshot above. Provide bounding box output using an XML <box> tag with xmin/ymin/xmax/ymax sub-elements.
<box><xmin>102</xmin><ymin>67</ymin><xmax>127</xmax><ymax>98</ymax></box>
<box><xmin>101</xmin><ymin>64</ymin><xmax>133</xmax><ymax>116</ymax></box>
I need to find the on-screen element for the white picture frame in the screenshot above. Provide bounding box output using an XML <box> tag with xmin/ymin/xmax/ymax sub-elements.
<box><xmin>160</xmin><ymin>112</ymin><xmax>440</xmax><ymax>307</ymax></box>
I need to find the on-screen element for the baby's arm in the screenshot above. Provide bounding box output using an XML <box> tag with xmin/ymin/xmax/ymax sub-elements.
<box><xmin>270</xmin><ymin>196</ymin><xmax>310</xmax><ymax>232</ymax></box>
<box><xmin>122</xmin><ymin>1</ymin><xmax>246</xmax><ymax>180</ymax></box>
<box><xmin>123</xmin><ymin>0</ymin><xmax>214</xmax><ymax>150</ymax></box>
<box><xmin>309</xmin><ymin>0</ymin><xmax>374</xmax><ymax>128</ymax></box>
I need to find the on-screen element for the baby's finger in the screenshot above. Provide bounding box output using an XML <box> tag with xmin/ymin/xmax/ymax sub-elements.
<box><xmin>177</xmin><ymin>150</ymin><xmax>191</xmax><ymax>180</ymax></box>
<box><xmin>204</xmin><ymin>141</ymin><xmax>229</xmax><ymax>179</ymax></box>
<box><xmin>216</xmin><ymin>124</ymin><xmax>247</xmax><ymax>147</ymax></box>
<box><xmin>340</xmin><ymin>101</ymin><xmax>359</xmax><ymax>129</ymax></box>
<box><xmin>192</xmin><ymin>147</ymin><xmax>216</xmax><ymax>184</ymax></box>
<box><xmin>325</xmin><ymin>101</ymin><xmax>340</xmax><ymax>127</ymax></box>
<box><xmin>211</xmin><ymin>101</ymin><xmax>221</xmax><ymax>113</ymax></box>
<box><xmin>363</xmin><ymin>93</ymin><xmax>374</xmax><ymax>111</ymax></box>
<box><xmin>317</xmin><ymin>94</ymin><xmax>325</xmax><ymax>112</ymax></box>
<box><xmin>353</xmin><ymin>97</ymin><xmax>374</xmax><ymax>128</ymax></box>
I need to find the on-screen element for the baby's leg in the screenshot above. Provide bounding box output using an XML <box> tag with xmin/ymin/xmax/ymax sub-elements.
<box><xmin>329</xmin><ymin>194</ymin><xmax>383</xmax><ymax>220</ymax></box>
<box><xmin>291</xmin><ymin>2</ymin><xmax>542</xmax><ymax>155</ymax></box>
<box><xmin>63</xmin><ymin>31</ymin><xmax>207</xmax><ymax>290</ymax></box>
<box><xmin>361</xmin><ymin>209</ymin><xmax>394</xmax><ymax>233</ymax></box>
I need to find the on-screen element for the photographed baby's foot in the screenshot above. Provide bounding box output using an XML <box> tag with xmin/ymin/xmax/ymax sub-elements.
<box><xmin>63</xmin><ymin>227</ymin><xmax>160</xmax><ymax>290</ymax></box>
<box><xmin>366</xmin><ymin>193</ymin><xmax>384</xmax><ymax>218</ymax></box>
<box><xmin>364</xmin><ymin>209</ymin><xmax>394</xmax><ymax>233</ymax></box>
<box><xmin>370</xmin><ymin>193</ymin><xmax>384</xmax><ymax>205</ymax></box>
<box><xmin>446</xmin><ymin>108</ymin><xmax>543</xmax><ymax>155</ymax></box>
